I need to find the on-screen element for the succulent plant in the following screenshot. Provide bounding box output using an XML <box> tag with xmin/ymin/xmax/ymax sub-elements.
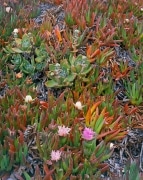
<box><xmin>3</xmin><ymin>33</ymin><xmax>33</xmax><ymax>54</ymax></box>
<box><xmin>1</xmin><ymin>0</ymin><xmax>143</xmax><ymax>179</ymax></box>
<box><xmin>124</xmin><ymin>80</ymin><xmax>143</xmax><ymax>106</ymax></box>
<box><xmin>3</xmin><ymin>33</ymin><xmax>49</xmax><ymax>75</ymax></box>
<box><xmin>45</xmin><ymin>54</ymin><xmax>92</xmax><ymax>88</ymax></box>
<box><xmin>0</xmin><ymin>6</ymin><xmax>17</xmax><ymax>47</ymax></box>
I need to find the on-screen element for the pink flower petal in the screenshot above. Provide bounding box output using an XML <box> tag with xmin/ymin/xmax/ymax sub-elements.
<box><xmin>82</xmin><ymin>127</ymin><xmax>95</xmax><ymax>141</ymax></box>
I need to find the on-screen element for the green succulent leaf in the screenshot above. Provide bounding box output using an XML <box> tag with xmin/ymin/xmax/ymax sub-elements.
<box><xmin>23</xmin><ymin>171</ymin><xmax>31</xmax><ymax>180</ymax></box>
<box><xmin>11</xmin><ymin>54</ymin><xmax>22</xmax><ymax>66</ymax></box>
<box><xmin>64</xmin><ymin>73</ymin><xmax>76</xmax><ymax>83</ymax></box>
<box><xmin>15</xmin><ymin>38</ymin><xmax>22</xmax><ymax>46</ymax></box>
<box><xmin>35</xmin><ymin>56</ymin><xmax>45</xmax><ymax>63</ymax></box>
<box><xmin>21</xmin><ymin>59</ymin><xmax>34</xmax><ymax>74</ymax></box>
<box><xmin>11</xmin><ymin>47</ymin><xmax>23</xmax><ymax>53</ymax></box>
<box><xmin>35</xmin><ymin>62</ymin><xmax>45</xmax><ymax>71</ymax></box>
<box><xmin>45</xmin><ymin>80</ymin><xmax>59</xmax><ymax>88</ymax></box>
<box><xmin>21</xmin><ymin>34</ymin><xmax>32</xmax><ymax>51</ymax></box>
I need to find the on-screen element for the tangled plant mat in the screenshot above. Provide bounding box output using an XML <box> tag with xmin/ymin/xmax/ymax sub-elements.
<box><xmin>0</xmin><ymin>0</ymin><xmax>143</xmax><ymax>179</ymax></box>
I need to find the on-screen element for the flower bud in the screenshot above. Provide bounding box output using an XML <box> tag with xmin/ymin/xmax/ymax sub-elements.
<box><xmin>25</xmin><ymin>95</ymin><xmax>33</xmax><ymax>103</ymax></box>
<box><xmin>74</xmin><ymin>101</ymin><xmax>84</xmax><ymax>110</ymax></box>
<box><xmin>13</xmin><ymin>28</ymin><xmax>19</xmax><ymax>33</ymax></box>
<box><xmin>6</xmin><ymin>7</ymin><xmax>12</xmax><ymax>13</ymax></box>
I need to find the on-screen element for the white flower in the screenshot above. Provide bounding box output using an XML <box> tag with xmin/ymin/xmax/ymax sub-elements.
<box><xmin>13</xmin><ymin>28</ymin><xmax>19</xmax><ymax>34</ymax></box>
<box><xmin>51</xmin><ymin>150</ymin><xmax>62</xmax><ymax>162</ymax></box>
<box><xmin>58</xmin><ymin>125</ymin><xmax>71</xmax><ymax>137</ymax></box>
<box><xmin>141</xmin><ymin>8</ymin><xmax>143</xmax><ymax>12</ymax></box>
<box><xmin>6</xmin><ymin>7</ymin><xmax>12</xmax><ymax>13</ymax></box>
<box><xmin>24</xmin><ymin>95</ymin><xmax>33</xmax><ymax>103</ymax></box>
<box><xmin>109</xmin><ymin>143</ymin><xmax>114</xmax><ymax>150</ymax></box>
<box><xmin>73</xmin><ymin>101</ymin><xmax>84</xmax><ymax>110</ymax></box>
<box><xmin>124</xmin><ymin>19</ymin><xmax>129</xmax><ymax>23</ymax></box>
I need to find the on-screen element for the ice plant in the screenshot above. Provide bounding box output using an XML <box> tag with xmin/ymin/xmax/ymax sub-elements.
<box><xmin>58</xmin><ymin>125</ymin><xmax>71</xmax><ymax>137</ymax></box>
<box><xmin>51</xmin><ymin>150</ymin><xmax>62</xmax><ymax>162</ymax></box>
<box><xmin>1</xmin><ymin>0</ymin><xmax>142</xmax><ymax>178</ymax></box>
<box><xmin>82</xmin><ymin>127</ymin><xmax>95</xmax><ymax>141</ymax></box>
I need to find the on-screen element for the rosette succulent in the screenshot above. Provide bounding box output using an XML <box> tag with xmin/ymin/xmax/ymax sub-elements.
<box><xmin>3</xmin><ymin>33</ymin><xmax>49</xmax><ymax>75</ymax></box>
<box><xmin>45</xmin><ymin>54</ymin><xmax>92</xmax><ymax>88</ymax></box>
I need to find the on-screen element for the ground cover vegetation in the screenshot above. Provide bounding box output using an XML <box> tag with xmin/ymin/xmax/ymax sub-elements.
<box><xmin>0</xmin><ymin>0</ymin><xmax>143</xmax><ymax>179</ymax></box>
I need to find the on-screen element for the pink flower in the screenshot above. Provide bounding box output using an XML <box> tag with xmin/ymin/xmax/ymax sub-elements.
<box><xmin>58</xmin><ymin>125</ymin><xmax>71</xmax><ymax>137</ymax></box>
<box><xmin>82</xmin><ymin>127</ymin><xmax>95</xmax><ymax>141</ymax></box>
<box><xmin>51</xmin><ymin>150</ymin><xmax>62</xmax><ymax>162</ymax></box>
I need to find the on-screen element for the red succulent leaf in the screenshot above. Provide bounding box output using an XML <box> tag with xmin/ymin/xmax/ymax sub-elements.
<box><xmin>9</xmin><ymin>143</ymin><xmax>16</xmax><ymax>153</ymax></box>
<box><xmin>124</xmin><ymin>103</ymin><xmax>138</xmax><ymax>115</ymax></box>
<box><xmin>43</xmin><ymin>163</ymin><xmax>54</xmax><ymax>180</ymax></box>
<box><xmin>97</xmin><ymin>129</ymin><xmax>117</xmax><ymax>140</ymax></box>
<box><xmin>18</xmin><ymin>130</ymin><xmax>24</xmax><ymax>144</ymax></box>
<box><xmin>40</xmin><ymin>101</ymin><xmax>48</xmax><ymax>109</ymax></box>
<box><xmin>98</xmin><ymin>163</ymin><xmax>109</xmax><ymax>173</ymax></box>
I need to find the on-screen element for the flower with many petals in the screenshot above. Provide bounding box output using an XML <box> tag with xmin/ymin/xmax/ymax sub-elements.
<box><xmin>82</xmin><ymin>127</ymin><xmax>95</xmax><ymax>141</ymax></box>
<box><xmin>51</xmin><ymin>150</ymin><xmax>62</xmax><ymax>162</ymax></box>
<box><xmin>58</xmin><ymin>125</ymin><xmax>71</xmax><ymax>137</ymax></box>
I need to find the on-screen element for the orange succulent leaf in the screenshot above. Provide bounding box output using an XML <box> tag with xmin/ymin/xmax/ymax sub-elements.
<box><xmin>43</xmin><ymin>30</ymin><xmax>52</xmax><ymax>39</ymax></box>
<box><xmin>111</xmin><ymin>131</ymin><xmax>128</xmax><ymax>141</ymax></box>
<box><xmin>87</xmin><ymin>47</ymin><xmax>101</xmax><ymax>63</ymax></box>
<box><xmin>72</xmin><ymin>91</ymin><xmax>79</xmax><ymax>101</ymax></box>
<box><xmin>89</xmin><ymin>12</ymin><xmax>96</xmax><ymax>26</ymax></box>
<box><xmin>54</xmin><ymin>26</ymin><xmax>62</xmax><ymax>42</ymax></box>
<box><xmin>19</xmin><ymin>123</ymin><xmax>27</xmax><ymax>131</ymax></box>
<box><xmin>40</xmin><ymin>101</ymin><xmax>48</xmax><ymax>109</ymax></box>
<box><xmin>44</xmin><ymin>175</ymin><xmax>53</xmax><ymax>180</ymax></box>
<box><xmin>9</xmin><ymin>143</ymin><xmax>16</xmax><ymax>153</ymax></box>
<box><xmin>100</xmin><ymin>107</ymin><xmax>107</xmax><ymax>117</ymax></box>
<box><xmin>128</xmin><ymin>107</ymin><xmax>138</xmax><ymax>115</ymax></box>
<box><xmin>115</xmin><ymin>122</ymin><xmax>123</xmax><ymax>130</ymax></box>
<box><xmin>18</xmin><ymin>130</ymin><xmax>24</xmax><ymax>144</ymax></box>
<box><xmin>86</xmin><ymin>45</ymin><xmax>92</xmax><ymax>58</ymax></box>
<box><xmin>91</xmin><ymin>101</ymin><xmax>102</xmax><ymax>114</ymax></box>
<box><xmin>85</xmin><ymin>107</ymin><xmax>91</xmax><ymax>126</ymax></box>
<box><xmin>98</xmin><ymin>163</ymin><xmax>109</xmax><ymax>173</ymax></box>
<box><xmin>43</xmin><ymin>163</ymin><xmax>54</xmax><ymax>180</ymax></box>
<box><xmin>91</xmin><ymin>107</ymin><xmax>99</xmax><ymax>120</ymax></box>
<box><xmin>97</xmin><ymin>129</ymin><xmax>117</xmax><ymax>139</ymax></box>
<box><xmin>109</xmin><ymin>115</ymin><xmax>123</xmax><ymax>130</ymax></box>
<box><xmin>124</xmin><ymin>104</ymin><xmax>138</xmax><ymax>115</ymax></box>
<box><xmin>124</xmin><ymin>103</ymin><xmax>129</xmax><ymax>114</ymax></box>
<box><xmin>105</xmin><ymin>115</ymin><xmax>114</xmax><ymax>125</ymax></box>
<box><xmin>105</xmin><ymin>129</ymin><xmax>121</xmax><ymax>142</ymax></box>
<box><xmin>53</xmin><ymin>0</ymin><xmax>63</xmax><ymax>5</ymax></box>
<box><xmin>104</xmin><ymin>112</ymin><xmax>110</xmax><ymax>118</ymax></box>
<box><xmin>90</xmin><ymin>48</ymin><xmax>100</xmax><ymax>59</ymax></box>
<box><xmin>85</xmin><ymin>101</ymin><xmax>102</xmax><ymax>126</ymax></box>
